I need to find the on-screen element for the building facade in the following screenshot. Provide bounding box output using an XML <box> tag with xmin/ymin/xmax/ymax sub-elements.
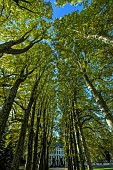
<box><xmin>49</xmin><ymin>142</ymin><xmax>67</xmax><ymax>167</ymax></box>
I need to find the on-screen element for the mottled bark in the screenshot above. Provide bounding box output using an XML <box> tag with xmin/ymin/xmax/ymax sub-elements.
<box><xmin>83</xmin><ymin>74</ymin><xmax>113</xmax><ymax>130</ymax></box>
<box><xmin>73</xmin><ymin>29</ymin><xmax>113</xmax><ymax>45</ymax></box>
<box><xmin>90</xmin><ymin>34</ymin><xmax>113</xmax><ymax>45</ymax></box>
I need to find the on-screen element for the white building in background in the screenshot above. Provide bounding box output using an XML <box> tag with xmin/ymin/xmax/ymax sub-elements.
<box><xmin>49</xmin><ymin>142</ymin><xmax>67</xmax><ymax>167</ymax></box>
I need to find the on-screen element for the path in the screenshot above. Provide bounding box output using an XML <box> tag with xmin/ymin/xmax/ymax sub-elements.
<box><xmin>50</xmin><ymin>168</ymin><xmax>67</xmax><ymax>170</ymax></box>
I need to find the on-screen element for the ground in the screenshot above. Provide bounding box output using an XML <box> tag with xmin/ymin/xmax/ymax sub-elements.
<box><xmin>50</xmin><ymin>168</ymin><xmax>67</xmax><ymax>170</ymax></box>
<box><xmin>49</xmin><ymin>168</ymin><xmax>113</xmax><ymax>170</ymax></box>
<box><xmin>19</xmin><ymin>167</ymin><xmax>113</xmax><ymax>170</ymax></box>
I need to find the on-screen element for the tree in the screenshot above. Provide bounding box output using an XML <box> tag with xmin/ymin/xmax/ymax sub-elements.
<box><xmin>0</xmin><ymin>60</ymin><xmax>39</xmax><ymax>140</ymax></box>
<box><xmin>1</xmin><ymin>0</ymin><xmax>113</xmax><ymax>169</ymax></box>
<box><xmin>55</xmin><ymin>0</ymin><xmax>83</xmax><ymax>6</ymax></box>
<box><xmin>53</xmin><ymin>0</ymin><xmax>113</xmax><ymax>130</ymax></box>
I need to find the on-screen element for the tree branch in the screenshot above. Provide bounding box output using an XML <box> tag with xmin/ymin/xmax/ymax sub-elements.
<box><xmin>14</xmin><ymin>100</ymin><xmax>26</xmax><ymax>111</ymax></box>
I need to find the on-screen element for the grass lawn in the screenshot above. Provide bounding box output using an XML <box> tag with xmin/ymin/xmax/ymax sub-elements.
<box><xmin>64</xmin><ymin>168</ymin><xmax>113</xmax><ymax>170</ymax></box>
<box><xmin>93</xmin><ymin>169</ymin><xmax>113</xmax><ymax>170</ymax></box>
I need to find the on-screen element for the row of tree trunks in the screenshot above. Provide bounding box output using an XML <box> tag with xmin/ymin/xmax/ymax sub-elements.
<box><xmin>75</xmin><ymin>109</ymin><xmax>93</xmax><ymax>170</ymax></box>
<box><xmin>11</xmin><ymin>75</ymin><xmax>43</xmax><ymax>170</ymax></box>
<box><xmin>64</xmin><ymin>112</ymin><xmax>80</xmax><ymax>170</ymax></box>
<box><xmin>73</xmin><ymin>91</ymin><xmax>93</xmax><ymax>170</ymax></box>
<box><xmin>64</xmin><ymin>91</ymin><xmax>93</xmax><ymax>170</ymax></box>
<box><xmin>31</xmin><ymin>96</ymin><xmax>52</xmax><ymax>170</ymax></box>
<box><xmin>24</xmin><ymin>94</ymin><xmax>52</xmax><ymax>170</ymax></box>
<box><xmin>71</xmin><ymin>97</ymin><xmax>85</xmax><ymax>170</ymax></box>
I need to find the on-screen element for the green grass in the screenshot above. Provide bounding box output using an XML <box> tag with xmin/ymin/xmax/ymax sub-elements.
<box><xmin>83</xmin><ymin>168</ymin><xmax>113</xmax><ymax>170</ymax></box>
<box><xmin>94</xmin><ymin>169</ymin><xmax>113</xmax><ymax>170</ymax></box>
<box><xmin>65</xmin><ymin>169</ymin><xmax>113</xmax><ymax>170</ymax></box>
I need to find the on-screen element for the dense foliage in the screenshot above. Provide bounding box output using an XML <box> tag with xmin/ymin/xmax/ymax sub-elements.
<box><xmin>0</xmin><ymin>0</ymin><xmax>113</xmax><ymax>170</ymax></box>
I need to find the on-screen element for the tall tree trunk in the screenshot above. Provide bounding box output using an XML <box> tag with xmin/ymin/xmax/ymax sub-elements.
<box><xmin>72</xmin><ymin>99</ymin><xmax>85</xmax><ymax>170</ymax></box>
<box><xmin>65</xmin><ymin>119</ymin><xmax>73</xmax><ymax>170</ymax></box>
<box><xmin>42</xmin><ymin>105</ymin><xmax>47</xmax><ymax>170</ymax></box>
<box><xmin>83</xmin><ymin>74</ymin><xmax>113</xmax><ymax>130</ymax></box>
<box><xmin>0</xmin><ymin>66</ymin><xmax>27</xmax><ymax>140</ymax></box>
<box><xmin>39</xmin><ymin>134</ymin><xmax>47</xmax><ymax>170</ymax></box>
<box><xmin>64</xmin><ymin>125</ymin><xmax>70</xmax><ymax>169</ymax></box>
<box><xmin>69</xmin><ymin>145</ymin><xmax>73</xmax><ymax>170</ymax></box>
<box><xmin>68</xmin><ymin>117</ymin><xmax>73</xmax><ymax>170</ymax></box>
<box><xmin>72</xmin><ymin>130</ymin><xmax>80</xmax><ymax>170</ymax></box>
<box><xmin>42</xmin><ymin>133</ymin><xmax>47</xmax><ymax>170</ymax></box>
<box><xmin>78</xmin><ymin>122</ymin><xmax>93</xmax><ymax>170</ymax></box>
<box><xmin>45</xmin><ymin>146</ymin><xmax>49</xmax><ymax>170</ymax></box>
<box><xmin>32</xmin><ymin>112</ymin><xmax>41</xmax><ymax>170</ymax></box>
<box><xmin>24</xmin><ymin>100</ymin><xmax>36</xmax><ymax>170</ymax></box>
<box><xmin>11</xmin><ymin>78</ymin><xmax>39</xmax><ymax>170</ymax></box>
<box><xmin>67</xmin><ymin>145</ymin><xmax>73</xmax><ymax>170</ymax></box>
<box><xmin>39</xmin><ymin>150</ymin><xmax>44</xmax><ymax>170</ymax></box>
<box><xmin>71</xmin><ymin>109</ymin><xmax>80</xmax><ymax>170</ymax></box>
<box><xmin>75</xmin><ymin>127</ymin><xmax>85</xmax><ymax>170</ymax></box>
<box><xmin>70</xmin><ymin>134</ymin><xmax>76</xmax><ymax>170</ymax></box>
<box><xmin>69</xmin><ymin>115</ymin><xmax>75</xmax><ymax>170</ymax></box>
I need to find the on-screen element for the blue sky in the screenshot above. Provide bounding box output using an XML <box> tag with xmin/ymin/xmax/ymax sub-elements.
<box><xmin>46</xmin><ymin>1</ymin><xmax>83</xmax><ymax>19</ymax></box>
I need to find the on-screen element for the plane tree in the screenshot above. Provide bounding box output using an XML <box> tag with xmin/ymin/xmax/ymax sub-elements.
<box><xmin>53</xmin><ymin>0</ymin><xmax>113</xmax><ymax>130</ymax></box>
<box><xmin>52</xmin><ymin>16</ymin><xmax>113</xmax><ymax>166</ymax></box>
<box><xmin>56</xmin><ymin>68</ymin><xmax>113</xmax><ymax>169</ymax></box>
